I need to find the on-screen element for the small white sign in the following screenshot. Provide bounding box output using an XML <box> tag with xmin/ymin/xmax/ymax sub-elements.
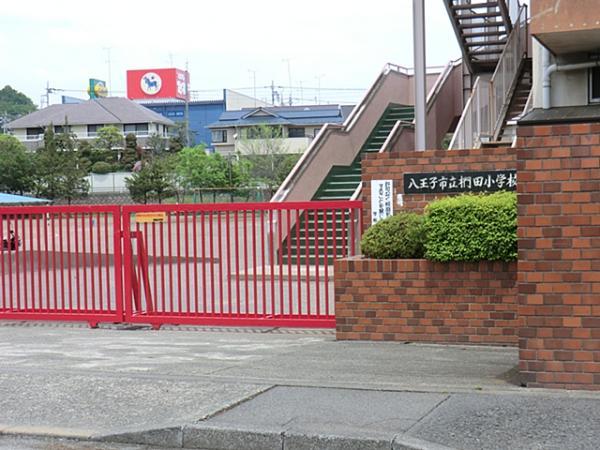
<box><xmin>371</xmin><ymin>179</ymin><xmax>393</xmax><ymax>225</ymax></box>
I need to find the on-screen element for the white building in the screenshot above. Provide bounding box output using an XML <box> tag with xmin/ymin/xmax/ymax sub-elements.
<box><xmin>6</xmin><ymin>97</ymin><xmax>175</xmax><ymax>151</ymax></box>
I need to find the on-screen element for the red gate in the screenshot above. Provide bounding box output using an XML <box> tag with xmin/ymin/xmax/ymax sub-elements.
<box><xmin>0</xmin><ymin>201</ymin><xmax>361</xmax><ymax>328</ymax></box>
<box><xmin>0</xmin><ymin>205</ymin><xmax>123</xmax><ymax>326</ymax></box>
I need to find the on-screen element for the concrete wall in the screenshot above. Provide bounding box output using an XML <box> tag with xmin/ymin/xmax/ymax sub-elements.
<box><xmin>224</xmin><ymin>89</ymin><xmax>271</xmax><ymax>110</ymax></box>
<box><xmin>214</xmin><ymin>125</ymin><xmax>321</xmax><ymax>156</ymax></box>
<box><xmin>531</xmin><ymin>40</ymin><xmax>590</xmax><ymax>109</ymax></box>
<box><xmin>531</xmin><ymin>0</ymin><xmax>600</xmax><ymax>55</ymax></box>
<box><xmin>280</xmin><ymin>70</ymin><xmax>418</xmax><ymax>202</ymax></box>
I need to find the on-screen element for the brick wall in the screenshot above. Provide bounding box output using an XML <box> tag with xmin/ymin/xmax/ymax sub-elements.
<box><xmin>335</xmin><ymin>258</ymin><xmax>518</xmax><ymax>345</ymax></box>
<box><xmin>361</xmin><ymin>147</ymin><xmax>516</xmax><ymax>230</ymax></box>
<box><xmin>517</xmin><ymin>122</ymin><xmax>600</xmax><ymax>390</ymax></box>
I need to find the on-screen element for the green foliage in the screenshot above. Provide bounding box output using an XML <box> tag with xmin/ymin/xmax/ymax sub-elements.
<box><xmin>125</xmin><ymin>156</ymin><xmax>175</xmax><ymax>204</ymax></box>
<box><xmin>242</xmin><ymin>153</ymin><xmax>300</xmax><ymax>191</ymax></box>
<box><xmin>424</xmin><ymin>192</ymin><xmax>517</xmax><ymax>262</ymax></box>
<box><xmin>33</xmin><ymin>126</ymin><xmax>88</xmax><ymax>202</ymax></box>
<box><xmin>236</xmin><ymin>124</ymin><xmax>300</xmax><ymax>191</ymax></box>
<box><xmin>0</xmin><ymin>135</ymin><xmax>35</xmax><ymax>193</ymax></box>
<box><xmin>176</xmin><ymin>146</ymin><xmax>250</xmax><ymax>190</ymax></box>
<box><xmin>91</xmin><ymin>161</ymin><xmax>113</xmax><ymax>174</ymax></box>
<box><xmin>361</xmin><ymin>213</ymin><xmax>426</xmax><ymax>259</ymax></box>
<box><xmin>0</xmin><ymin>85</ymin><xmax>36</xmax><ymax>125</ymax></box>
<box><xmin>94</xmin><ymin>126</ymin><xmax>123</xmax><ymax>152</ymax></box>
<box><xmin>146</xmin><ymin>133</ymin><xmax>166</xmax><ymax>156</ymax></box>
<box><xmin>167</xmin><ymin>122</ymin><xmax>189</xmax><ymax>152</ymax></box>
<box><xmin>120</xmin><ymin>133</ymin><xmax>140</xmax><ymax>170</ymax></box>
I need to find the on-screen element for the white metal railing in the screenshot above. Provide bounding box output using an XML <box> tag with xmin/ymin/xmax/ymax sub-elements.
<box><xmin>449</xmin><ymin>4</ymin><xmax>527</xmax><ymax>149</ymax></box>
<box><xmin>491</xmin><ymin>4</ymin><xmax>528</xmax><ymax>138</ymax></box>
<box><xmin>272</xmin><ymin>62</ymin><xmax>431</xmax><ymax>202</ymax></box>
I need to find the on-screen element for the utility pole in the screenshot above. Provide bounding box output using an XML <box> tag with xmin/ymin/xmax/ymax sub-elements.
<box><xmin>412</xmin><ymin>0</ymin><xmax>427</xmax><ymax>150</ymax></box>
<box><xmin>248</xmin><ymin>69</ymin><xmax>257</xmax><ymax>106</ymax></box>
<box><xmin>184</xmin><ymin>59</ymin><xmax>190</xmax><ymax>147</ymax></box>
<box><xmin>103</xmin><ymin>47</ymin><xmax>112</xmax><ymax>96</ymax></box>
<box><xmin>283</xmin><ymin>58</ymin><xmax>292</xmax><ymax>106</ymax></box>
<box><xmin>270</xmin><ymin>81</ymin><xmax>276</xmax><ymax>105</ymax></box>
<box><xmin>315</xmin><ymin>74</ymin><xmax>325</xmax><ymax>104</ymax></box>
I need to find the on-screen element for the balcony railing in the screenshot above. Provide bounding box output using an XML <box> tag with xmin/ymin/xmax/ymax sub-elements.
<box><xmin>449</xmin><ymin>4</ymin><xmax>528</xmax><ymax>149</ymax></box>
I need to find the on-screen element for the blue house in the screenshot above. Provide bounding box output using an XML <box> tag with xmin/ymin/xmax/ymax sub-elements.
<box><xmin>140</xmin><ymin>89</ymin><xmax>271</xmax><ymax>149</ymax></box>
<box><xmin>208</xmin><ymin>104</ymin><xmax>354</xmax><ymax>155</ymax></box>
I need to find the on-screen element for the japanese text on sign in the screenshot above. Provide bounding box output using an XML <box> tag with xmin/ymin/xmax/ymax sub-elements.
<box><xmin>371</xmin><ymin>179</ymin><xmax>393</xmax><ymax>225</ymax></box>
<box><xmin>403</xmin><ymin>170</ymin><xmax>516</xmax><ymax>194</ymax></box>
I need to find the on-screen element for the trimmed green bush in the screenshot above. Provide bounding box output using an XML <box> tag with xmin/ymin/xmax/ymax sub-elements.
<box><xmin>91</xmin><ymin>161</ymin><xmax>113</xmax><ymax>174</ymax></box>
<box><xmin>424</xmin><ymin>191</ymin><xmax>517</xmax><ymax>262</ymax></box>
<box><xmin>361</xmin><ymin>212</ymin><xmax>426</xmax><ymax>259</ymax></box>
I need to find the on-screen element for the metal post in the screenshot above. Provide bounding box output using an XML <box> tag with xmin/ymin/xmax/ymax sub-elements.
<box><xmin>412</xmin><ymin>0</ymin><xmax>427</xmax><ymax>150</ymax></box>
<box><xmin>184</xmin><ymin>60</ymin><xmax>190</xmax><ymax>147</ymax></box>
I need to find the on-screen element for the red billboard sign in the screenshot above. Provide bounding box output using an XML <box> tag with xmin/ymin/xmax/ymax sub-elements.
<box><xmin>126</xmin><ymin>68</ymin><xmax>189</xmax><ymax>100</ymax></box>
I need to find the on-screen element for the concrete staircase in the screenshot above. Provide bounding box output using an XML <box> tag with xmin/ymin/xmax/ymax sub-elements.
<box><xmin>280</xmin><ymin>105</ymin><xmax>415</xmax><ymax>264</ymax></box>
<box><xmin>312</xmin><ymin>105</ymin><xmax>415</xmax><ymax>201</ymax></box>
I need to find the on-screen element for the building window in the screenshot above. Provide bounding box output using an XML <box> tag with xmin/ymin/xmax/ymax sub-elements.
<box><xmin>590</xmin><ymin>67</ymin><xmax>600</xmax><ymax>103</ymax></box>
<box><xmin>288</xmin><ymin>127</ymin><xmax>305</xmax><ymax>138</ymax></box>
<box><xmin>54</xmin><ymin>125</ymin><xmax>71</xmax><ymax>134</ymax></box>
<box><xmin>87</xmin><ymin>124</ymin><xmax>104</xmax><ymax>135</ymax></box>
<box><xmin>124</xmin><ymin>123</ymin><xmax>149</xmax><ymax>135</ymax></box>
<box><xmin>212</xmin><ymin>129</ymin><xmax>228</xmax><ymax>143</ymax></box>
<box><xmin>245</xmin><ymin>126</ymin><xmax>283</xmax><ymax>139</ymax></box>
<box><xmin>26</xmin><ymin>127</ymin><xmax>44</xmax><ymax>140</ymax></box>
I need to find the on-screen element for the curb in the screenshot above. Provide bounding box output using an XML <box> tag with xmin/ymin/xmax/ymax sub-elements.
<box><xmin>95</xmin><ymin>423</ymin><xmax>458</xmax><ymax>450</ymax></box>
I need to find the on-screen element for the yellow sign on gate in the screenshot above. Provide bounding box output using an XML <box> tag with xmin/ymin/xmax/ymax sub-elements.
<box><xmin>135</xmin><ymin>212</ymin><xmax>167</xmax><ymax>223</ymax></box>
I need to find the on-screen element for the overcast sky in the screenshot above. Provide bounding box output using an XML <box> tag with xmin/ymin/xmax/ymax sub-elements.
<box><xmin>1</xmin><ymin>0</ymin><xmax>462</xmax><ymax>106</ymax></box>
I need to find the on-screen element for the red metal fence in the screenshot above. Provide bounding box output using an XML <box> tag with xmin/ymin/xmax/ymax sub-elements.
<box><xmin>0</xmin><ymin>205</ymin><xmax>123</xmax><ymax>326</ymax></box>
<box><xmin>0</xmin><ymin>201</ymin><xmax>361</xmax><ymax>328</ymax></box>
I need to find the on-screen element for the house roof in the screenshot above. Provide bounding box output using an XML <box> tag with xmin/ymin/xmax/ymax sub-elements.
<box><xmin>519</xmin><ymin>105</ymin><xmax>600</xmax><ymax>125</ymax></box>
<box><xmin>208</xmin><ymin>104</ymin><xmax>354</xmax><ymax>129</ymax></box>
<box><xmin>7</xmin><ymin>97</ymin><xmax>175</xmax><ymax>129</ymax></box>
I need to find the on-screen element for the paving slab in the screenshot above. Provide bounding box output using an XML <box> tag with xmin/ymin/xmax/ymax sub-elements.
<box><xmin>0</xmin><ymin>370</ymin><xmax>266</xmax><ymax>437</ymax></box>
<box><xmin>408</xmin><ymin>392</ymin><xmax>600</xmax><ymax>450</ymax></box>
<box><xmin>184</xmin><ymin>386</ymin><xmax>448</xmax><ymax>449</ymax></box>
<box><xmin>0</xmin><ymin>323</ymin><xmax>519</xmax><ymax>393</ymax></box>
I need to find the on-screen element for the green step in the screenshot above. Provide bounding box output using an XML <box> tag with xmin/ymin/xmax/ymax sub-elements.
<box><xmin>280</xmin><ymin>104</ymin><xmax>414</xmax><ymax>264</ymax></box>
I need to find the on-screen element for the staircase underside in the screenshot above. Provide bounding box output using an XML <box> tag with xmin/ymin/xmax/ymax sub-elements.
<box><xmin>446</xmin><ymin>0</ymin><xmax>512</xmax><ymax>74</ymax></box>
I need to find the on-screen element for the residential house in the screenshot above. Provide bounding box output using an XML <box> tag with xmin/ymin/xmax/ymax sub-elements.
<box><xmin>6</xmin><ymin>97</ymin><xmax>175</xmax><ymax>151</ymax></box>
<box><xmin>208</xmin><ymin>104</ymin><xmax>354</xmax><ymax>155</ymax></box>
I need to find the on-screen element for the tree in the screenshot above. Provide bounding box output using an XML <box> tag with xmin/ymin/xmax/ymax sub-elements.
<box><xmin>121</xmin><ymin>133</ymin><xmax>141</xmax><ymax>171</ymax></box>
<box><xmin>168</xmin><ymin>122</ymin><xmax>194</xmax><ymax>152</ymax></box>
<box><xmin>0</xmin><ymin>135</ymin><xmax>35</xmax><ymax>193</ymax></box>
<box><xmin>146</xmin><ymin>133</ymin><xmax>166</xmax><ymax>156</ymax></box>
<box><xmin>125</xmin><ymin>156</ymin><xmax>175</xmax><ymax>204</ymax></box>
<box><xmin>93</xmin><ymin>126</ymin><xmax>123</xmax><ymax>165</ymax></box>
<box><xmin>237</xmin><ymin>124</ymin><xmax>301</xmax><ymax>192</ymax></box>
<box><xmin>175</xmin><ymin>146</ymin><xmax>250</xmax><ymax>201</ymax></box>
<box><xmin>0</xmin><ymin>86</ymin><xmax>36</xmax><ymax>131</ymax></box>
<box><xmin>33</xmin><ymin>126</ymin><xmax>89</xmax><ymax>202</ymax></box>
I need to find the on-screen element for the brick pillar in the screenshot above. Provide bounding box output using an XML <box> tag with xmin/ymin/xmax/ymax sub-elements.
<box><xmin>518</xmin><ymin>122</ymin><xmax>600</xmax><ymax>389</ymax></box>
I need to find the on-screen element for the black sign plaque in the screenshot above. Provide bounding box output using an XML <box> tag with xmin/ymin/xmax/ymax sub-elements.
<box><xmin>403</xmin><ymin>170</ymin><xmax>516</xmax><ymax>194</ymax></box>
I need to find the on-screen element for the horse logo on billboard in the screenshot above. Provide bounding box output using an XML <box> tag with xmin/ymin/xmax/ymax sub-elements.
<box><xmin>140</xmin><ymin>72</ymin><xmax>162</xmax><ymax>95</ymax></box>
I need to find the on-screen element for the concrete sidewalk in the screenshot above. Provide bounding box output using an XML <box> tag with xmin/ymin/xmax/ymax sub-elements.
<box><xmin>0</xmin><ymin>321</ymin><xmax>599</xmax><ymax>449</ymax></box>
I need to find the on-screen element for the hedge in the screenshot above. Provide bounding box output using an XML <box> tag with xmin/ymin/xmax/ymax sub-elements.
<box><xmin>90</xmin><ymin>161</ymin><xmax>113</xmax><ymax>174</ymax></box>
<box><xmin>424</xmin><ymin>191</ymin><xmax>517</xmax><ymax>262</ymax></box>
<box><xmin>360</xmin><ymin>212</ymin><xmax>426</xmax><ymax>259</ymax></box>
